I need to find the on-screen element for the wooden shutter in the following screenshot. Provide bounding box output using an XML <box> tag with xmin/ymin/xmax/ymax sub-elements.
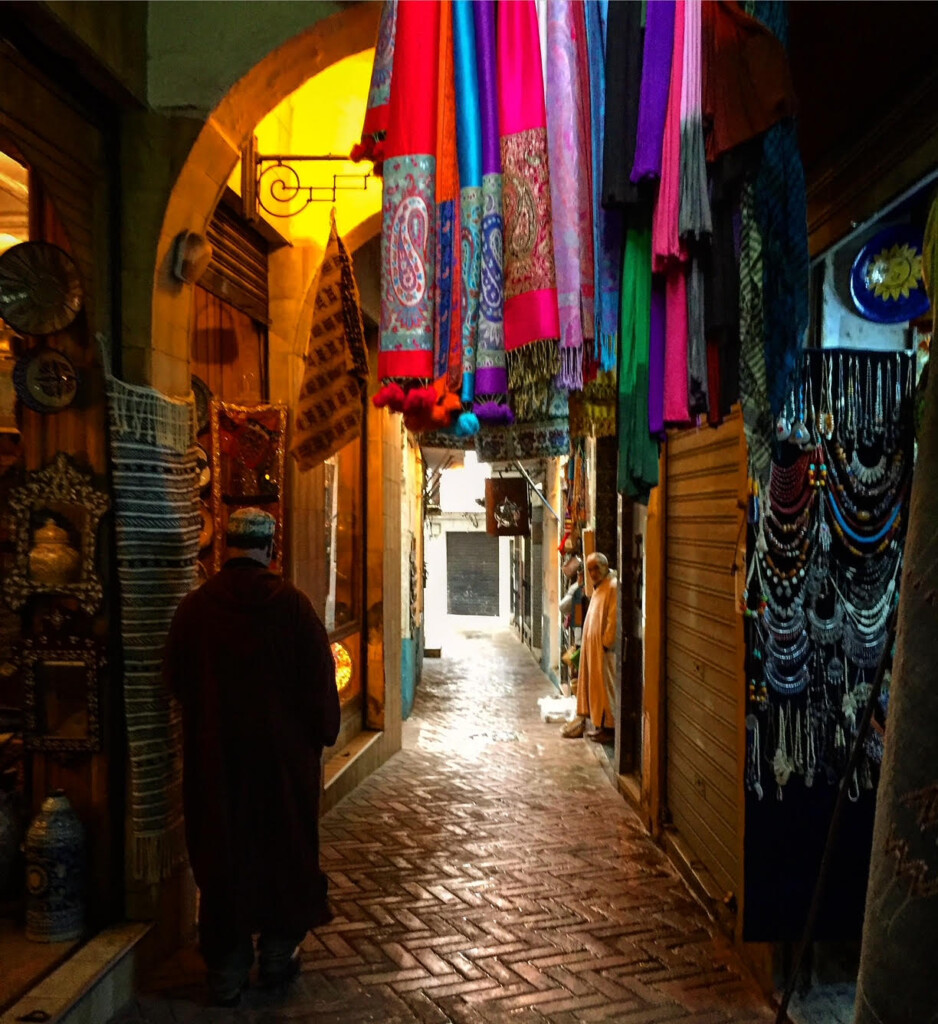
<box><xmin>202</xmin><ymin>200</ymin><xmax>269</xmax><ymax>324</ymax></box>
<box><xmin>665</xmin><ymin>409</ymin><xmax>746</xmax><ymax>903</ymax></box>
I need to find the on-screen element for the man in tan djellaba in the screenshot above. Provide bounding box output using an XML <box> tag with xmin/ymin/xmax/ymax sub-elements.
<box><xmin>562</xmin><ymin>552</ymin><xmax>617</xmax><ymax>742</ymax></box>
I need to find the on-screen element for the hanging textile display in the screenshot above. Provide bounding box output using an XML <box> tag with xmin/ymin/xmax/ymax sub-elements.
<box><xmin>433</xmin><ymin>0</ymin><xmax>462</xmax><ymax>411</ymax></box>
<box><xmin>601</xmin><ymin>0</ymin><xmax>645</xmax><ymax>210</ymax></box>
<box><xmin>584</xmin><ymin>0</ymin><xmax>622</xmax><ymax>373</ymax></box>
<box><xmin>652</xmin><ymin>0</ymin><xmax>691</xmax><ymax>425</ymax></box>
<box><xmin>498</xmin><ymin>0</ymin><xmax>560</xmax><ymax>422</ymax></box>
<box><xmin>472</xmin><ymin>0</ymin><xmax>511</xmax><ymax>424</ymax></box>
<box><xmin>617</xmin><ymin>228</ymin><xmax>659</xmax><ymax>501</ymax></box>
<box><xmin>742</xmin><ymin>348</ymin><xmax>915</xmax><ymax>940</ymax></box>
<box><xmin>631</xmin><ymin>0</ymin><xmax>675</xmax><ymax>184</ymax></box>
<box><xmin>102</xmin><ymin>349</ymin><xmax>200</xmax><ymax>882</ymax></box>
<box><xmin>454</xmin><ymin>0</ymin><xmax>482</xmax><ymax>421</ymax></box>
<box><xmin>291</xmin><ymin>211</ymin><xmax>369</xmax><ymax>471</ymax></box>
<box><xmin>545</xmin><ymin>0</ymin><xmax>592</xmax><ymax>391</ymax></box>
<box><xmin>748</xmin><ymin>0</ymin><xmax>810</xmax><ymax>419</ymax></box>
<box><xmin>351</xmin><ymin>0</ymin><xmax>398</xmax><ymax>167</ymax></box>
<box><xmin>374</xmin><ymin>0</ymin><xmax>440</xmax><ymax>407</ymax></box>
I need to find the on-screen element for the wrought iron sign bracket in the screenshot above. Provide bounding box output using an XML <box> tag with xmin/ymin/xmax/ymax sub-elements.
<box><xmin>242</xmin><ymin>135</ymin><xmax>372</xmax><ymax>220</ymax></box>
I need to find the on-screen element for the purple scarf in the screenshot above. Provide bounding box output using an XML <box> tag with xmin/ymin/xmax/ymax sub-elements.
<box><xmin>631</xmin><ymin>0</ymin><xmax>675</xmax><ymax>182</ymax></box>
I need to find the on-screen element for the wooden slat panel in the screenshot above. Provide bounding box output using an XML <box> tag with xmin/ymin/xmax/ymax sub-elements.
<box><xmin>667</xmin><ymin>761</ymin><xmax>739</xmax><ymax>896</ymax></box>
<box><xmin>665</xmin><ymin>413</ymin><xmax>744</xmax><ymax>905</ymax></box>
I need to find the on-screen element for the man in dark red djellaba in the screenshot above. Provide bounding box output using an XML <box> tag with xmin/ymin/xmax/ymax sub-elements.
<box><xmin>163</xmin><ymin>506</ymin><xmax>340</xmax><ymax>1006</ymax></box>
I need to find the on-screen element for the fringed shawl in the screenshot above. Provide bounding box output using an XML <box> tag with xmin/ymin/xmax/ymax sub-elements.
<box><xmin>472</xmin><ymin>0</ymin><xmax>512</xmax><ymax>423</ymax></box>
<box><xmin>378</xmin><ymin>0</ymin><xmax>440</xmax><ymax>387</ymax></box>
<box><xmin>498</xmin><ymin>0</ymin><xmax>561</xmax><ymax>422</ymax></box>
<box><xmin>546</xmin><ymin>0</ymin><xmax>593</xmax><ymax>392</ymax></box>
<box><xmin>353</xmin><ymin>0</ymin><xmax>398</xmax><ymax>167</ymax></box>
<box><xmin>454</xmin><ymin>0</ymin><xmax>482</xmax><ymax>410</ymax></box>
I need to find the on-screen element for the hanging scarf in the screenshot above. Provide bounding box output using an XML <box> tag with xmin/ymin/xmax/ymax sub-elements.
<box><xmin>618</xmin><ymin>227</ymin><xmax>659</xmax><ymax>501</ymax></box>
<box><xmin>572</xmin><ymin>0</ymin><xmax>596</xmax><ymax>346</ymax></box>
<box><xmin>652</xmin><ymin>0</ymin><xmax>690</xmax><ymax>424</ymax></box>
<box><xmin>631</xmin><ymin>0</ymin><xmax>675</xmax><ymax>183</ymax></box>
<box><xmin>352</xmin><ymin>0</ymin><xmax>398</xmax><ymax>168</ymax></box>
<box><xmin>652</xmin><ymin>0</ymin><xmax>687</xmax><ymax>268</ymax></box>
<box><xmin>570</xmin><ymin>370</ymin><xmax>617</xmax><ymax>439</ymax></box>
<box><xmin>376</xmin><ymin>0</ymin><xmax>440</xmax><ymax>408</ymax></box>
<box><xmin>454</xmin><ymin>0</ymin><xmax>482</xmax><ymax>418</ymax></box>
<box><xmin>601</xmin><ymin>0</ymin><xmax>644</xmax><ymax>210</ymax></box>
<box><xmin>546</xmin><ymin>0</ymin><xmax>592</xmax><ymax>391</ymax></box>
<box><xmin>472</xmin><ymin>0</ymin><xmax>512</xmax><ymax>424</ymax></box>
<box><xmin>498</xmin><ymin>0</ymin><xmax>560</xmax><ymax>421</ymax></box>
<box><xmin>740</xmin><ymin>179</ymin><xmax>773</xmax><ymax>483</ymax></box>
<box><xmin>434</xmin><ymin>0</ymin><xmax>462</xmax><ymax>407</ymax></box>
<box><xmin>585</xmin><ymin>0</ymin><xmax>623</xmax><ymax>372</ymax></box>
<box><xmin>679</xmin><ymin>0</ymin><xmax>712</xmax><ymax>241</ymax></box>
<box><xmin>648</xmin><ymin>278</ymin><xmax>666</xmax><ymax>436</ymax></box>
<box><xmin>750</xmin><ymin>1</ymin><xmax>809</xmax><ymax>418</ymax></box>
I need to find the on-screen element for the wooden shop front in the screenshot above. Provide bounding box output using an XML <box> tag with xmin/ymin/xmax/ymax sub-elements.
<box><xmin>0</xmin><ymin>35</ymin><xmax>123</xmax><ymax>1012</ymax></box>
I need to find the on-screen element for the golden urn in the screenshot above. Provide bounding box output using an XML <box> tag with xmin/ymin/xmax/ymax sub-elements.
<box><xmin>29</xmin><ymin>518</ymin><xmax>80</xmax><ymax>586</ymax></box>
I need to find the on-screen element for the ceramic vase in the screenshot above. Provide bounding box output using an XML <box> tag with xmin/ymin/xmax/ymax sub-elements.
<box><xmin>25</xmin><ymin>789</ymin><xmax>85</xmax><ymax>942</ymax></box>
<box><xmin>28</xmin><ymin>518</ymin><xmax>80</xmax><ymax>586</ymax></box>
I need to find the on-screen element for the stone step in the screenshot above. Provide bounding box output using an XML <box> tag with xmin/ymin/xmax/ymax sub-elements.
<box><xmin>0</xmin><ymin>922</ymin><xmax>150</xmax><ymax>1024</ymax></box>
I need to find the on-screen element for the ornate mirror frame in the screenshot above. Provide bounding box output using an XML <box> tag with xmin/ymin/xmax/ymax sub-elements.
<box><xmin>2</xmin><ymin>452</ymin><xmax>109</xmax><ymax>614</ymax></box>
<box><xmin>209</xmin><ymin>400</ymin><xmax>287</xmax><ymax>574</ymax></box>
<box><xmin>20</xmin><ymin>631</ymin><xmax>102</xmax><ymax>753</ymax></box>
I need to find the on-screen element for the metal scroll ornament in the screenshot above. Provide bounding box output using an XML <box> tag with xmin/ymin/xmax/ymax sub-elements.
<box><xmin>25</xmin><ymin>790</ymin><xmax>86</xmax><ymax>942</ymax></box>
<box><xmin>3</xmin><ymin>452</ymin><xmax>109</xmax><ymax>614</ymax></box>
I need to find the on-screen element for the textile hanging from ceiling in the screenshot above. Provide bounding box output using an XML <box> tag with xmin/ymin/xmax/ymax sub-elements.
<box><xmin>291</xmin><ymin>211</ymin><xmax>369</xmax><ymax>471</ymax></box>
<box><xmin>102</xmin><ymin>344</ymin><xmax>199</xmax><ymax>883</ymax></box>
<box><xmin>358</xmin><ymin>0</ymin><xmax>809</xmax><ymax>464</ymax></box>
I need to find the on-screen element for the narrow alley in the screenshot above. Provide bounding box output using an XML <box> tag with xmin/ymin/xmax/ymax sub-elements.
<box><xmin>111</xmin><ymin>628</ymin><xmax>773</xmax><ymax>1024</ymax></box>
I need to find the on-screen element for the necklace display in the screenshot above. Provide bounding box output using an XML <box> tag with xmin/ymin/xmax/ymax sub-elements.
<box><xmin>744</xmin><ymin>349</ymin><xmax>914</xmax><ymax>802</ymax></box>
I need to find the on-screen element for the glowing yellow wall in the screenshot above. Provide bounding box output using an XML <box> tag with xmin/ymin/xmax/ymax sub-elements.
<box><xmin>229</xmin><ymin>48</ymin><xmax>381</xmax><ymax>254</ymax></box>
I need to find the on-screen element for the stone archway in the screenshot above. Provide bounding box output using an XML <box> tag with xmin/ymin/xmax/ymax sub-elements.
<box><xmin>141</xmin><ymin>2</ymin><xmax>381</xmax><ymax>397</ymax></box>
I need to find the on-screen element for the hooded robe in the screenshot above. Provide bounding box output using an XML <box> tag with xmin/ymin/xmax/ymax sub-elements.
<box><xmin>163</xmin><ymin>559</ymin><xmax>340</xmax><ymax>936</ymax></box>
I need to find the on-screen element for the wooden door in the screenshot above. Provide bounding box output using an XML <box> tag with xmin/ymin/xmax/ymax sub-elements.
<box><xmin>664</xmin><ymin>409</ymin><xmax>747</xmax><ymax>905</ymax></box>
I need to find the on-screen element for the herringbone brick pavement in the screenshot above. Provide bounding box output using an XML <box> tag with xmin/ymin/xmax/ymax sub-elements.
<box><xmin>110</xmin><ymin>627</ymin><xmax>774</xmax><ymax>1023</ymax></box>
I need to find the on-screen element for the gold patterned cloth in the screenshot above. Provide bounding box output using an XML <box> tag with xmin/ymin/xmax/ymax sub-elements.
<box><xmin>292</xmin><ymin>212</ymin><xmax>370</xmax><ymax>471</ymax></box>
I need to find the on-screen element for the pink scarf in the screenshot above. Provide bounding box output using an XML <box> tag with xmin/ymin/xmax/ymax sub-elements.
<box><xmin>498</xmin><ymin>0</ymin><xmax>561</xmax><ymax>421</ymax></box>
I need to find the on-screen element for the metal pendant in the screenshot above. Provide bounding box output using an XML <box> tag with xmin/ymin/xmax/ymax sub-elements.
<box><xmin>775</xmin><ymin>415</ymin><xmax>791</xmax><ymax>442</ymax></box>
<box><xmin>790</xmin><ymin>419</ymin><xmax>811</xmax><ymax>446</ymax></box>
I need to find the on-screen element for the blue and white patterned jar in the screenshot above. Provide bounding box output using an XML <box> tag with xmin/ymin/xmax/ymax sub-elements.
<box><xmin>25</xmin><ymin>790</ymin><xmax>85</xmax><ymax>942</ymax></box>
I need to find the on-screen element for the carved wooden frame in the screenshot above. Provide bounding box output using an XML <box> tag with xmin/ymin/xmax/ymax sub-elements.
<box><xmin>20</xmin><ymin>632</ymin><xmax>102</xmax><ymax>753</ymax></box>
<box><xmin>2</xmin><ymin>452</ymin><xmax>109</xmax><ymax>614</ymax></box>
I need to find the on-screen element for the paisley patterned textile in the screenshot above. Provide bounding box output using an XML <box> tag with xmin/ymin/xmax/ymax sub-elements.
<box><xmin>471</xmin><ymin>0</ymin><xmax>510</xmax><ymax>419</ymax></box>
<box><xmin>435</xmin><ymin>0</ymin><xmax>462</xmax><ymax>396</ymax></box>
<box><xmin>475</xmin><ymin>174</ymin><xmax>507</xmax><ymax>402</ymax></box>
<box><xmin>501</xmin><ymin>127</ymin><xmax>558</xmax><ymax>346</ymax></box>
<box><xmin>379</xmin><ymin>155</ymin><xmax>437</xmax><ymax>381</ymax></box>
<box><xmin>459</xmin><ymin>186</ymin><xmax>483</xmax><ymax>400</ymax></box>
<box><xmin>354</xmin><ymin>0</ymin><xmax>398</xmax><ymax>166</ymax></box>
<box><xmin>497</xmin><ymin>0</ymin><xmax>560</xmax><ymax>426</ymax></box>
<box><xmin>475</xmin><ymin>417</ymin><xmax>570</xmax><ymax>462</ymax></box>
<box><xmin>454</xmin><ymin>0</ymin><xmax>482</xmax><ymax>406</ymax></box>
<box><xmin>545</xmin><ymin>0</ymin><xmax>592</xmax><ymax>390</ymax></box>
<box><xmin>434</xmin><ymin>198</ymin><xmax>458</xmax><ymax>383</ymax></box>
<box><xmin>376</xmin><ymin>0</ymin><xmax>440</xmax><ymax>390</ymax></box>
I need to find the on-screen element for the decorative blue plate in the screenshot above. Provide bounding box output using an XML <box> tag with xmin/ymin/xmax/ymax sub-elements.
<box><xmin>849</xmin><ymin>224</ymin><xmax>930</xmax><ymax>324</ymax></box>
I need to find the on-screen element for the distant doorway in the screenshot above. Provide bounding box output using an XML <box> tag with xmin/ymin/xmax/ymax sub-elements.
<box><xmin>446</xmin><ymin>532</ymin><xmax>499</xmax><ymax>616</ymax></box>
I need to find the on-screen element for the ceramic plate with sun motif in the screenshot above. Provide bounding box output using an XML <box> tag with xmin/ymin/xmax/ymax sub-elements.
<box><xmin>850</xmin><ymin>224</ymin><xmax>930</xmax><ymax>324</ymax></box>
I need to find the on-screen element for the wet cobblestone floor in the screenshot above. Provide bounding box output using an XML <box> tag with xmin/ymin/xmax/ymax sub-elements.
<box><xmin>110</xmin><ymin>627</ymin><xmax>776</xmax><ymax>1023</ymax></box>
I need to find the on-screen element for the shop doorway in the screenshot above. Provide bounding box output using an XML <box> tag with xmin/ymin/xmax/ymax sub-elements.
<box><xmin>446</xmin><ymin>532</ymin><xmax>499</xmax><ymax>616</ymax></box>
